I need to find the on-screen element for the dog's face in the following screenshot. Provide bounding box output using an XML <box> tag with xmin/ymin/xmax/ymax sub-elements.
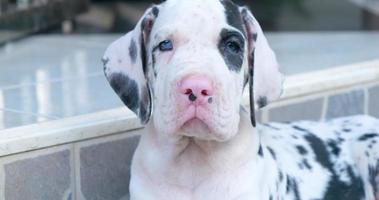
<box><xmin>103</xmin><ymin>0</ymin><xmax>283</xmax><ymax>141</ymax></box>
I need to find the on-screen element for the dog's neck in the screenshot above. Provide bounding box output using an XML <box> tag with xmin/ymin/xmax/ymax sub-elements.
<box><xmin>135</xmin><ymin>110</ymin><xmax>267</xmax><ymax>188</ymax></box>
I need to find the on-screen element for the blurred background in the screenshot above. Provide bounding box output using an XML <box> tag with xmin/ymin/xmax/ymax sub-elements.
<box><xmin>1</xmin><ymin>0</ymin><xmax>379</xmax><ymax>42</ymax></box>
<box><xmin>0</xmin><ymin>0</ymin><xmax>378</xmax><ymax>130</ymax></box>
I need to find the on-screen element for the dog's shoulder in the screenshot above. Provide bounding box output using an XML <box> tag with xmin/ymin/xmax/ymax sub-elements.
<box><xmin>258</xmin><ymin>115</ymin><xmax>379</xmax><ymax>200</ymax></box>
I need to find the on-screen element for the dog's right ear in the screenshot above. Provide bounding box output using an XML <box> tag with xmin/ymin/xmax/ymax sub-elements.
<box><xmin>240</xmin><ymin>7</ymin><xmax>284</xmax><ymax>127</ymax></box>
<box><xmin>103</xmin><ymin>6</ymin><xmax>159</xmax><ymax>124</ymax></box>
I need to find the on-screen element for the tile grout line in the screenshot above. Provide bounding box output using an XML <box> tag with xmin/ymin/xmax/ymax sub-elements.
<box><xmin>321</xmin><ymin>96</ymin><xmax>329</xmax><ymax>121</ymax></box>
<box><xmin>0</xmin><ymin>159</ymin><xmax>5</xmax><ymax>200</ymax></box>
<box><xmin>71</xmin><ymin>144</ymin><xmax>77</xmax><ymax>200</ymax></box>
<box><xmin>0</xmin><ymin>108</ymin><xmax>60</xmax><ymax>120</ymax></box>
<box><xmin>74</xmin><ymin>143</ymin><xmax>84</xmax><ymax>200</ymax></box>
<box><xmin>364</xmin><ymin>87</ymin><xmax>370</xmax><ymax>115</ymax></box>
<box><xmin>0</xmin><ymin>72</ymin><xmax>104</xmax><ymax>91</ymax></box>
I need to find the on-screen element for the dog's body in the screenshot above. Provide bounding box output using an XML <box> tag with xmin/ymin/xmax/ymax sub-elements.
<box><xmin>131</xmin><ymin>113</ymin><xmax>379</xmax><ymax>200</ymax></box>
<box><xmin>102</xmin><ymin>0</ymin><xmax>379</xmax><ymax>199</ymax></box>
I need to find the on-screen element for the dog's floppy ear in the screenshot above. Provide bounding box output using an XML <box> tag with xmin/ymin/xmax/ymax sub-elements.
<box><xmin>241</xmin><ymin>7</ymin><xmax>284</xmax><ymax>126</ymax></box>
<box><xmin>103</xmin><ymin>6</ymin><xmax>159</xmax><ymax>124</ymax></box>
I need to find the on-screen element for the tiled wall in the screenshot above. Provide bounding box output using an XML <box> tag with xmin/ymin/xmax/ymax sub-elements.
<box><xmin>261</xmin><ymin>84</ymin><xmax>379</xmax><ymax>123</ymax></box>
<box><xmin>0</xmin><ymin>84</ymin><xmax>378</xmax><ymax>200</ymax></box>
<box><xmin>0</xmin><ymin>130</ymin><xmax>142</xmax><ymax>200</ymax></box>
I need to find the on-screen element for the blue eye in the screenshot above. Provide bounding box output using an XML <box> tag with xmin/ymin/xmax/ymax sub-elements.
<box><xmin>158</xmin><ymin>40</ymin><xmax>173</xmax><ymax>51</ymax></box>
<box><xmin>226</xmin><ymin>41</ymin><xmax>241</xmax><ymax>54</ymax></box>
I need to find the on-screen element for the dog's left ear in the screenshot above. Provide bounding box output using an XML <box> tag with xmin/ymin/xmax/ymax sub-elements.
<box><xmin>240</xmin><ymin>7</ymin><xmax>284</xmax><ymax>126</ymax></box>
<box><xmin>102</xmin><ymin>6</ymin><xmax>159</xmax><ymax>124</ymax></box>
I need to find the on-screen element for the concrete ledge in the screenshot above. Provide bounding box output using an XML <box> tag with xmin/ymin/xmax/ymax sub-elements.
<box><xmin>242</xmin><ymin>59</ymin><xmax>379</xmax><ymax>104</ymax></box>
<box><xmin>0</xmin><ymin>59</ymin><xmax>379</xmax><ymax>157</ymax></box>
<box><xmin>0</xmin><ymin>108</ymin><xmax>140</xmax><ymax>157</ymax></box>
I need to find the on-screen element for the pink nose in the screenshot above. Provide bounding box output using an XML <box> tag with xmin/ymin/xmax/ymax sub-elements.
<box><xmin>178</xmin><ymin>75</ymin><xmax>214</xmax><ymax>104</ymax></box>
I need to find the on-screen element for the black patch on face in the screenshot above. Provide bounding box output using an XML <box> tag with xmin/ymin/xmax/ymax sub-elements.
<box><xmin>109</xmin><ymin>73</ymin><xmax>140</xmax><ymax>113</ymax></box>
<box><xmin>220</xmin><ymin>0</ymin><xmax>246</xmax><ymax>35</ymax></box>
<box><xmin>218</xmin><ymin>29</ymin><xmax>245</xmax><ymax>72</ymax></box>
<box><xmin>358</xmin><ymin>133</ymin><xmax>379</xmax><ymax>141</ymax></box>
<box><xmin>129</xmin><ymin>39</ymin><xmax>137</xmax><ymax>63</ymax></box>
<box><xmin>257</xmin><ymin>96</ymin><xmax>268</xmax><ymax>108</ymax></box>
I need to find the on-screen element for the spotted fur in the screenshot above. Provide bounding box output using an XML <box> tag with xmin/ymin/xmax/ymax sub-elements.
<box><xmin>102</xmin><ymin>0</ymin><xmax>379</xmax><ymax>199</ymax></box>
<box><xmin>257</xmin><ymin>115</ymin><xmax>379</xmax><ymax>200</ymax></box>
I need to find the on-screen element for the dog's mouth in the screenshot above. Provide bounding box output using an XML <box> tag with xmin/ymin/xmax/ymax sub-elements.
<box><xmin>180</xmin><ymin>118</ymin><xmax>212</xmax><ymax>137</ymax></box>
<box><xmin>176</xmin><ymin>105</ymin><xmax>214</xmax><ymax>137</ymax></box>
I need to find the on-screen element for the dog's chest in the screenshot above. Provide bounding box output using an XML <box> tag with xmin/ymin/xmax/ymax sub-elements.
<box><xmin>132</xmin><ymin>160</ymin><xmax>264</xmax><ymax>200</ymax></box>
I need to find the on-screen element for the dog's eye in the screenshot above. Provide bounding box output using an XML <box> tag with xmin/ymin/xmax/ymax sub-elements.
<box><xmin>159</xmin><ymin>40</ymin><xmax>173</xmax><ymax>51</ymax></box>
<box><xmin>226</xmin><ymin>41</ymin><xmax>241</xmax><ymax>54</ymax></box>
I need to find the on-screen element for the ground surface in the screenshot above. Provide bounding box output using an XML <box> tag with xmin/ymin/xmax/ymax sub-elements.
<box><xmin>0</xmin><ymin>32</ymin><xmax>378</xmax><ymax>130</ymax></box>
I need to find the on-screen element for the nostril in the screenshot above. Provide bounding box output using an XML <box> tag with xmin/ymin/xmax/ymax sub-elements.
<box><xmin>201</xmin><ymin>90</ymin><xmax>209</xmax><ymax>96</ymax></box>
<box><xmin>184</xmin><ymin>89</ymin><xmax>192</xmax><ymax>95</ymax></box>
<box><xmin>178</xmin><ymin>75</ymin><xmax>214</xmax><ymax>102</ymax></box>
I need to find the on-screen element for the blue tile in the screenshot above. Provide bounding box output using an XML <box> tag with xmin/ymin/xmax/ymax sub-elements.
<box><xmin>326</xmin><ymin>89</ymin><xmax>365</xmax><ymax>119</ymax></box>
<box><xmin>80</xmin><ymin>135</ymin><xmax>140</xmax><ymax>200</ymax></box>
<box><xmin>4</xmin><ymin>150</ymin><xmax>71</xmax><ymax>200</ymax></box>
<box><xmin>369</xmin><ymin>85</ymin><xmax>379</xmax><ymax>118</ymax></box>
<box><xmin>269</xmin><ymin>98</ymin><xmax>324</xmax><ymax>122</ymax></box>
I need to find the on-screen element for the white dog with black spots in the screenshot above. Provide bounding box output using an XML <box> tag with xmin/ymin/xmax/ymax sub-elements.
<box><xmin>102</xmin><ymin>0</ymin><xmax>379</xmax><ymax>199</ymax></box>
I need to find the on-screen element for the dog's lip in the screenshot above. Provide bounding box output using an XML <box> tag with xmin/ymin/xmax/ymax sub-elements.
<box><xmin>177</xmin><ymin>106</ymin><xmax>211</xmax><ymax>131</ymax></box>
<box><xmin>180</xmin><ymin>117</ymin><xmax>211</xmax><ymax>134</ymax></box>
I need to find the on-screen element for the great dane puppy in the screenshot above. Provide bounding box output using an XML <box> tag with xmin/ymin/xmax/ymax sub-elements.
<box><xmin>102</xmin><ymin>0</ymin><xmax>379</xmax><ymax>199</ymax></box>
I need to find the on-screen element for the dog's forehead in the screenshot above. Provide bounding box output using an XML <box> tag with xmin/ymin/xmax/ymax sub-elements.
<box><xmin>154</xmin><ymin>0</ymin><xmax>244</xmax><ymax>36</ymax></box>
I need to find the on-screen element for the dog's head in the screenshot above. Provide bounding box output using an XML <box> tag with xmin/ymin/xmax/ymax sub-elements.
<box><xmin>103</xmin><ymin>0</ymin><xmax>283</xmax><ymax>141</ymax></box>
